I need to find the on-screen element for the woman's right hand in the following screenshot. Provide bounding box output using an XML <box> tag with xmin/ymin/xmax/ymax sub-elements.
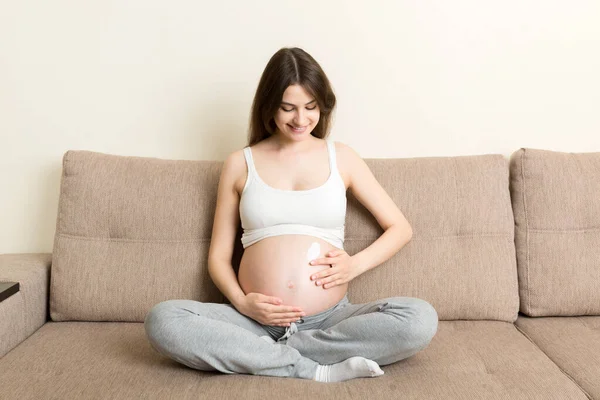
<box><xmin>237</xmin><ymin>292</ymin><xmax>306</xmax><ymax>326</ymax></box>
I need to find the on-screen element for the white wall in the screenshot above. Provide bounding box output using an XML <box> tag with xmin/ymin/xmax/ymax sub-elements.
<box><xmin>1</xmin><ymin>1</ymin><xmax>599</xmax><ymax>253</ymax></box>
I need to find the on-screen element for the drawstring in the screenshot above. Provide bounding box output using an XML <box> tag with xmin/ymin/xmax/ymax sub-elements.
<box><xmin>277</xmin><ymin>322</ymin><xmax>298</xmax><ymax>343</ymax></box>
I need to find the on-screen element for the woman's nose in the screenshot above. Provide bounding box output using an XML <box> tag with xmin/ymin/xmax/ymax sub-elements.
<box><xmin>293</xmin><ymin>109</ymin><xmax>308</xmax><ymax>125</ymax></box>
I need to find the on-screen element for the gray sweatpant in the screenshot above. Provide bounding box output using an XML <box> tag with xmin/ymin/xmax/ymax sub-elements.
<box><xmin>144</xmin><ymin>293</ymin><xmax>438</xmax><ymax>380</ymax></box>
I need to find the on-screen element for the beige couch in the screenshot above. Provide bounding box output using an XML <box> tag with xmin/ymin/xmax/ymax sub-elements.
<box><xmin>1</xmin><ymin>147</ymin><xmax>598</xmax><ymax>399</ymax></box>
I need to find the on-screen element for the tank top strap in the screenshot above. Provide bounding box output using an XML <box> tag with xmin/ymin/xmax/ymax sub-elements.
<box><xmin>326</xmin><ymin>139</ymin><xmax>339</xmax><ymax>175</ymax></box>
<box><xmin>242</xmin><ymin>147</ymin><xmax>257</xmax><ymax>179</ymax></box>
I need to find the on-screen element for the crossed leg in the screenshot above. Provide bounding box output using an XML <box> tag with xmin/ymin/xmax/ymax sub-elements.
<box><xmin>281</xmin><ymin>296</ymin><xmax>439</xmax><ymax>366</ymax></box>
<box><xmin>144</xmin><ymin>296</ymin><xmax>438</xmax><ymax>381</ymax></box>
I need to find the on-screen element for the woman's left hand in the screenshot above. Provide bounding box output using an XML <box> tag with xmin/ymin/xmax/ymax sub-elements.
<box><xmin>308</xmin><ymin>249</ymin><xmax>361</xmax><ymax>289</ymax></box>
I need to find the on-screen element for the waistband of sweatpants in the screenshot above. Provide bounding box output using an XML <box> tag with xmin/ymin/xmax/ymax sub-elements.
<box><xmin>295</xmin><ymin>293</ymin><xmax>350</xmax><ymax>326</ymax></box>
<box><xmin>263</xmin><ymin>293</ymin><xmax>349</xmax><ymax>330</ymax></box>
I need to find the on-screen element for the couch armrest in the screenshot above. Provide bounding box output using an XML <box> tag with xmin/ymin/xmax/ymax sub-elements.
<box><xmin>0</xmin><ymin>253</ymin><xmax>52</xmax><ymax>358</ymax></box>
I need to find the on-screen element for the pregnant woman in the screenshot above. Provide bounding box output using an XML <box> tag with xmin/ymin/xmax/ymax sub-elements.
<box><xmin>144</xmin><ymin>47</ymin><xmax>438</xmax><ymax>383</ymax></box>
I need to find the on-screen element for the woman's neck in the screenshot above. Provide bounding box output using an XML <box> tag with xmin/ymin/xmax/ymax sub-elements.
<box><xmin>267</xmin><ymin>134</ymin><xmax>322</xmax><ymax>154</ymax></box>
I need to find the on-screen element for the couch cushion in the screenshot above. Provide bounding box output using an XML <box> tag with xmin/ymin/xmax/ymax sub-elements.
<box><xmin>328</xmin><ymin>154</ymin><xmax>518</xmax><ymax>322</ymax></box>
<box><xmin>50</xmin><ymin>151</ymin><xmax>225</xmax><ymax>322</ymax></box>
<box><xmin>0</xmin><ymin>321</ymin><xmax>588</xmax><ymax>399</ymax></box>
<box><xmin>52</xmin><ymin>150</ymin><xmax>517</xmax><ymax>322</ymax></box>
<box><xmin>509</xmin><ymin>148</ymin><xmax>600</xmax><ymax>316</ymax></box>
<box><xmin>515</xmin><ymin>314</ymin><xmax>600</xmax><ymax>400</ymax></box>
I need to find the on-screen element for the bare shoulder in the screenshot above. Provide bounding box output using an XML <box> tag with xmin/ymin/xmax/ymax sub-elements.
<box><xmin>222</xmin><ymin>148</ymin><xmax>248</xmax><ymax>197</ymax></box>
<box><xmin>332</xmin><ymin>140</ymin><xmax>361</xmax><ymax>190</ymax></box>
<box><xmin>332</xmin><ymin>140</ymin><xmax>360</xmax><ymax>158</ymax></box>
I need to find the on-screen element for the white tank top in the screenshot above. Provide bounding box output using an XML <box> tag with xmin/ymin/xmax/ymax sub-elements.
<box><xmin>239</xmin><ymin>139</ymin><xmax>347</xmax><ymax>249</ymax></box>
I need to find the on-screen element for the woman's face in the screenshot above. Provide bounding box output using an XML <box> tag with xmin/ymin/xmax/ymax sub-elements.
<box><xmin>273</xmin><ymin>84</ymin><xmax>320</xmax><ymax>139</ymax></box>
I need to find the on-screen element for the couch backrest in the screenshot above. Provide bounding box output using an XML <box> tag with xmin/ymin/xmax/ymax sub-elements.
<box><xmin>50</xmin><ymin>150</ymin><xmax>224</xmax><ymax>322</ymax></box>
<box><xmin>51</xmin><ymin>149</ymin><xmax>518</xmax><ymax>322</ymax></box>
<box><xmin>318</xmin><ymin>154</ymin><xmax>517</xmax><ymax>322</ymax></box>
<box><xmin>509</xmin><ymin>148</ymin><xmax>600</xmax><ymax>317</ymax></box>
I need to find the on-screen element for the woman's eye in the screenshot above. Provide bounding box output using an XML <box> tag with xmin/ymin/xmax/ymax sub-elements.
<box><xmin>282</xmin><ymin>106</ymin><xmax>317</xmax><ymax>112</ymax></box>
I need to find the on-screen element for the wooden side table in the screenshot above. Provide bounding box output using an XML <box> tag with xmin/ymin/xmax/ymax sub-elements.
<box><xmin>0</xmin><ymin>282</ymin><xmax>19</xmax><ymax>302</ymax></box>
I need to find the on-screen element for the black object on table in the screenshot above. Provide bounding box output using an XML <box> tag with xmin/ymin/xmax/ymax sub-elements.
<box><xmin>0</xmin><ymin>282</ymin><xmax>20</xmax><ymax>302</ymax></box>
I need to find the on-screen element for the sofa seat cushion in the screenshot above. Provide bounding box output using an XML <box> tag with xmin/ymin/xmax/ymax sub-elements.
<box><xmin>0</xmin><ymin>321</ymin><xmax>588</xmax><ymax>399</ymax></box>
<box><xmin>515</xmin><ymin>314</ymin><xmax>599</xmax><ymax>399</ymax></box>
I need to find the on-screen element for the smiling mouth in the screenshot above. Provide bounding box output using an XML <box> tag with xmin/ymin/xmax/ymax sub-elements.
<box><xmin>288</xmin><ymin>125</ymin><xmax>308</xmax><ymax>132</ymax></box>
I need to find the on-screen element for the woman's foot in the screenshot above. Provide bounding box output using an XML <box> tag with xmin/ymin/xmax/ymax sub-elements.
<box><xmin>313</xmin><ymin>356</ymin><xmax>384</xmax><ymax>382</ymax></box>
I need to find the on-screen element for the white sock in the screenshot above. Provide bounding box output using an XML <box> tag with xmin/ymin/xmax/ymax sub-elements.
<box><xmin>313</xmin><ymin>356</ymin><xmax>385</xmax><ymax>383</ymax></box>
<box><xmin>259</xmin><ymin>335</ymin><xmax>276</xmax><ymax>344</ymax></box>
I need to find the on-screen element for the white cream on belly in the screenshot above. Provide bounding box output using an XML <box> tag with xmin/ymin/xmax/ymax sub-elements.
<box><xmin>306</xmin><ymin>241</ymin><xmax>321</xmax><ymax>263</ymax></box>
<box><xmin>284</xmin><ymin>241</ymin><xmax>321</xmax><ymax>291</ymax></box>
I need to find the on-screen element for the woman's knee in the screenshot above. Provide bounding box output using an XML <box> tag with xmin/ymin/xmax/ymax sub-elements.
<box><xmin>413</xmin><ymin>299</ymin><xmax>438</xmax><ymax>348</ymax></box>
<box><xmin>144</xmin><ymin>300</ymin><xmax>183</xmax><ymax>341</ymax></box>
<box><xmin>386</xmin><ymin>297</ymin><xmax>439</xmax><ymax>348</ymax></box>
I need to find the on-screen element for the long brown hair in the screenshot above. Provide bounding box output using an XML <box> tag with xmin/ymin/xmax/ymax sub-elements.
<box><xmin>247</xmin><ymin>47</ymin><xmax>337</xmax><ymax>146</ymax></box>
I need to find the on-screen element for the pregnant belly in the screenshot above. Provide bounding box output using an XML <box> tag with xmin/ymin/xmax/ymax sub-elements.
<box><xmin>238</xmin><ymin>235</ymin><xmax>348</xmax><ymax>316</ymax></box>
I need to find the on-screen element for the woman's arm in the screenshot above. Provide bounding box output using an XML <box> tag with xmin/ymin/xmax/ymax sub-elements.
<box><xmin>207</xmin><ymin>150</ymin><xmax>247</xmax><ymax>308</ymax></box>
<box><xmin>352</xmin><ymin>224</ymin><xmax>412</xmax><ymax>275</ymax></box>
<box><xmin>340</xmin><ymin>141</ymin><xmax>413</xmax><ymax>274</ymax></box>
<box><xmin>208</xmin><ymin>260</ymin><xmax>247</xmax><ymax>307</ymax></box>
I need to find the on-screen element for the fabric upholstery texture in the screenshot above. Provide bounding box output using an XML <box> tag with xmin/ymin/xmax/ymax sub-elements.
<box><xmin>1</xmin><ymin>146</ymin><xmax>598</xmax><ymax>399</ymax></box>
<box><xmin>510</xmin><ymin>148</ymin><xmax>600</xmax><ymax>316</ymax></box>
<box><xmin>0</xmin><ymin>320</ymin><xmax>589</xmax><ymax>399</ymax></box>
<box><xmin>0</xmin><ymin>253</ymin><xmax>51</xmax><ymax>357</ymax></box>
<box><xmin>515</xmin><ymin>314</ymin><xmax>600</xmax><ymax>399</ymax></box>
<box><xmin>51</xmin><ymin>150</ymin><xmax>518</xmax><ymax>322</ymax></box>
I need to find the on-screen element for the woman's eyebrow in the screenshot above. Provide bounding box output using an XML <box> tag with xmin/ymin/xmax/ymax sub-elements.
<box><xmin>280</xmin><ymin>99</ymin><xmax>316</xmax><ymax>106</ymax></box>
